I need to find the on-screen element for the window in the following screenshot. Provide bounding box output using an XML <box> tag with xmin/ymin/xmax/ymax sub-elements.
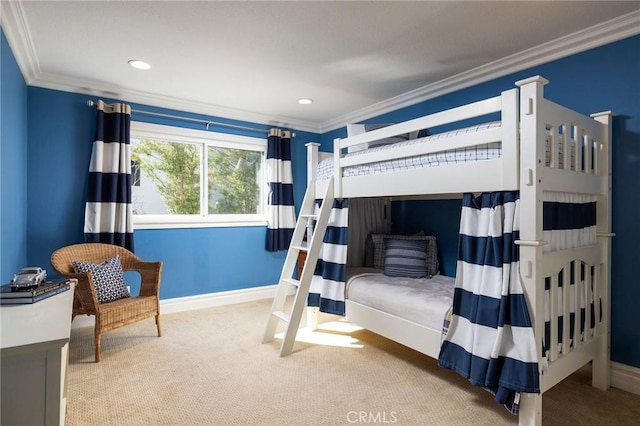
<box><xmin>130</xmin><ymin>122</ymin><xmax>267</xmax><ymax>229</ymax></box>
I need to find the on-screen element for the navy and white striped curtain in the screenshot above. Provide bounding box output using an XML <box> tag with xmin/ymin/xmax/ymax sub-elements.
<box><xmin>308</xmin><ymin>199</ymin><xmax>349</xmax><ymax>316</ymax></box>
<box><xmin>438</xmin><ymin>192</ymin><xmax>539</xmax><ymax>414</ymax></box>
<box><xmin>83</xmin><ymin>101</ymin><xmax>134</xmax><ymax>251</ymax></box>
<box><xmin>265</xmin><ymin>129</ymin><xmax>295</xmax><ymax>251</ymax></box>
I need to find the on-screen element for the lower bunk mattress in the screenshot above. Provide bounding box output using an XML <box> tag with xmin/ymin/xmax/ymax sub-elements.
<box><xmin>345</xmin><ymin>268</ymin><xmax>455</xmax><ymax>332</ymax></box>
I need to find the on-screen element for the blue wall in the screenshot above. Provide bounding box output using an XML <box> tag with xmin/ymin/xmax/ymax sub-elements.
<box><xmin>2</xmin><ymin>25</ymin><xmax>638</xmax><ymax>367</ymax></box>
<box><xmin>23</xmin><ymin>87</ymin><xmax>318</xmax><ymax>299</ymax></box>
<box><xmin>1</xmin><ymin>30</ymin><xmax>28</xmax><ymax>282</ymax></box>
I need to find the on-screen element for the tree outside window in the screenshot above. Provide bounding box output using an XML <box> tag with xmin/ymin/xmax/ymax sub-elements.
<box><xmin>207</xmin><ymin>146</ymin><xmax>262</xmax><ymax>214</ymax></box>
<box><xmin>129</xmin><ymin>122</ymin><xmax>266</xmax><ymax>227</ymax></box>
<box><xmin>132</xmin><ymin>139</ymin><xmax>200</xmax><ymax>215</ymax></box>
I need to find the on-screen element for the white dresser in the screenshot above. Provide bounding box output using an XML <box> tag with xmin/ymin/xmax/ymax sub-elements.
<box><xmin>0</xmin><ymin>281</ymin><xmax>75</xmax><ymax>426</ymax></box>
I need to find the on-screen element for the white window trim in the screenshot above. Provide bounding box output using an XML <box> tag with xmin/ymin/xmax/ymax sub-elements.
<box><xmin>130</xmin><ymin>121</ymin><xmax>268</xmax><ymax>230</ymax></box>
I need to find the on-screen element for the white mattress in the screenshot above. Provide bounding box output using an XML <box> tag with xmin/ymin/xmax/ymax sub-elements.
<box><xmin>345</xmin><ymin>270</ymin><xmax>455</xmax><ymax>331</ymax></box>
<box><xmin>317</xmin><ymin>121</ymin><xmax>502</xmax><ymax>180</ymax></box>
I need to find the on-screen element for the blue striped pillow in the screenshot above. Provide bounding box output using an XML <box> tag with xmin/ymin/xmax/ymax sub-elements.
<box><xmin>383</xmin><ymin>239</ymin><xmax>428</xmax><ymax>278</ymax></box>
<box><xmin>371</xmin><ymin>233</ymin><xmax>439</xmax><ymax>276</ymax></box>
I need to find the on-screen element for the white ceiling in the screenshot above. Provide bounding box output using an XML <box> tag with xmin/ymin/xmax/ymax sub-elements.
<box><xmin>2</xmin><ymin>1</ymin><xmax>639</xmax><ymax>132</ymax></box>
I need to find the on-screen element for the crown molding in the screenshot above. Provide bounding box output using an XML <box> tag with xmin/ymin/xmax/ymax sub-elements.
<box><xmin>36</xmin><ymin>73</ymin><xmax>322</xmax><ymax>133</ymax></box>
<box><xmin>29</xmin><ymin>71</ymin><xmax>323</xmax><ymax>133</ymax></box>
<box><xmin>1</xmin><ymin>0</ymin><xmax>41</xmax><ymax>81</ymax></box>
<box><xmin>32</xmin><ymin>73</ymin><xmax>323</xmax><ymax>133</ymax></box>
<box><xmin>320</xmin><ymin>9</ymin><xmax>640</xmax><ymax>132</ymax></box>
<box><xmin>3</xmin><ymin>1</ymin><xmax>638</xmax><ymax>135</ymax></box>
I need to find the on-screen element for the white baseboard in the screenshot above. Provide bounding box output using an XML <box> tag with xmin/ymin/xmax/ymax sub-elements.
<box><xmin>71</xmin><ymin>284</ymin><xmax>279</xmax><ymax>329</ymax></box>
<box><xmin>611</xmin><ymin>361</ymin><xmax>640</xmax><ymax>396</ymax></box>
<box><xmin>160</xmin><ymin>284</ymin><xmax>279</xmax><ymax>315</ymax></box>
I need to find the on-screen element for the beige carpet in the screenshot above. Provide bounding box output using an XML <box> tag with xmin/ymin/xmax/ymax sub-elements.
<box><xmin>66</xmin><ymin>298</ymin><xmax>639</xmax><ymax>426</ymax></box>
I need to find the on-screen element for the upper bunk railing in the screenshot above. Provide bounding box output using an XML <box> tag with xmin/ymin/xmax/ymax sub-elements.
<box><xmin>335</xmin><ymin>93</ymin><xmax>506</xmax><ymax>154</ymax></box>
<box><xmin>307</xmin><ymin>76</ymin><xmax>610</xmax><ymax>201</ymax></box>
<box><xmin>331</xmin><ymin>88</ymin><xmax>520</xmax><ymax>198</ymax></box>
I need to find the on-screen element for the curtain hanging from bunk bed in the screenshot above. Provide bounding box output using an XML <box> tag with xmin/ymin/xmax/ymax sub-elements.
<box><xmin>308</xmin><ymin>199</ymin><xmax>349</xmax><ymax>316</ymax></box>
<box><xmin>346</xmin><ymin>198</ymin><xmax>390</xmax><ymax>268</ymax></box>
<box><xmin>438</xmin><ymin>192</ymin><xmax>539</xmax><ymax>414</ymax></box>
<box><xmin>265</xmin><ymin>129</ymin><xmax>295</xmax><ymax>251</ymax></box>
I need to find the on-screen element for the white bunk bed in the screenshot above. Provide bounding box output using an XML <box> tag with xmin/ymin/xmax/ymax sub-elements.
<box><xmin>304</xmin><ymin>76</ymin><xmax>612</xmax><ymax>426</ymax></box>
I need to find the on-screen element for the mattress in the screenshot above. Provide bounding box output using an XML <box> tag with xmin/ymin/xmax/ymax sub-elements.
<box><xmin>317</xmin><ymin>121</ymin><xmax>502</xmax><ymax>180</ymax></box>
<box><xmin>316</xmin><ymin>121</ymin><xmax>574</xmax><ymax>180</ymax></box>
<box><xmin>346</xmin><ymin>270</ymin><xmax>455</xmax><ymax>331</ymax></box>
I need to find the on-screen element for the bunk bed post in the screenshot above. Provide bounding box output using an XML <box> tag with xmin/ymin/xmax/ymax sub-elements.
<box><xmin>515</xmin><ymin>75</ymin><xmax>549</xmax><ymax>426</ymax></box>
<box><xmin>306</xmin><ymin>142</ymin><xmax>320</xmax><ymax>186</ymax></box>
<box><xmin>518</xmin><ymin>393</ymin><xmax>542</xmax><ymax>426</ymax></box>
<box><xmin>501</xmin><ymin>88</ymin><xmax>520</xmax><ymax>188</ymax></box>
<box><xmin>333</xmin><ymin>137</ymin><xmax>343</xmax><ymax>199</ymax></box>
<box><xmin>305</xmin><ymin>143</ymin><xmax>321</xmax><ymax>331</ymax></box>
<box><xmin>591</xmin><ymin>111</ymin><xmax>613</xmax><ymax>391</ymax></box>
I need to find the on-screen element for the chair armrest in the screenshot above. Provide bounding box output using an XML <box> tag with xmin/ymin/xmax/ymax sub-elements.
<box><xmin>125</xmin><ymin>259</ymin><xmax>162</xmax><ymax>298</ymax></box>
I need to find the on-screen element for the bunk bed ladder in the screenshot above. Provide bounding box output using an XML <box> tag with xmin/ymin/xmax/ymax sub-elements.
<box><xmin>262</xmin><ymin>178</ymin><xmax>335</xmax><ymax>356</ymax></box>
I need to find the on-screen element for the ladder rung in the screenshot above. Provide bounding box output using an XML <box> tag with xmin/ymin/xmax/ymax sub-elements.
<box><xmin>272</xmin><ymin>311</ymin><xmax>290</xmax><ymax>323</ymax></box>
<box><xmin>300</xmin><ymin>214</ymin><xmax>318</xmax><ymax>219</ymax></box>
<box><xmin>282</xmin><ymin>278</ymin><xmax>300</xmax><ymax>288</ymax></box>
<box><xmin>291</xmin><ymin>243</ymin><xmax>308</xmax><ymax>252</ymax></box>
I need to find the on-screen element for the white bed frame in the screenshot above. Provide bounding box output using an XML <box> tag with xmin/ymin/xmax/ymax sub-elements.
<box><xmin>305</xmin><ymin>76</ymin><xmax>612</xmax><ymax>426</ymax></box>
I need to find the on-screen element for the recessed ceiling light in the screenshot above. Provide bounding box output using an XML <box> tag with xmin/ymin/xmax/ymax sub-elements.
<box><xmin>297</xmin><ymin>98</ymin><xmax>313</xmax><ymax>105</ymax></box>
<box><xmin>128</xmin><ymin>59</ymin><xmax>151</xmax><ymax>70</ymax></box>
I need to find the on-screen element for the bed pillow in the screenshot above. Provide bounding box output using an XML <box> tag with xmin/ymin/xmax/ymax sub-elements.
<box><xmin>364</xmin><ymin>230</ymin><xmax>423</xmax><ymax>268</ymax></box>
<box><xmin>383</xmin><ymin>239</ymin><xmax>428</xmax><ymax>278</ymax></box>
<box><xmin>73</xmin><ymin>255</ymin><xmax>131</xmax><ymax>304</ymax></box>
<box><xmin>371</xmin><ymin>233</ymin><xmax>439</xmax><ymax>277</ymax></box>
<box><xmin>346</xmin><ymin>123</ymin><xmax>420</xmax><ymax>153</ymax></box>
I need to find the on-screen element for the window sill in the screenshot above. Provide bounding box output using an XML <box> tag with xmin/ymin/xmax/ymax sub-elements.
<box><xmin>133</xmin><ymin>216</ymin><xmax>268</xmax><ymax>230</ymax></box>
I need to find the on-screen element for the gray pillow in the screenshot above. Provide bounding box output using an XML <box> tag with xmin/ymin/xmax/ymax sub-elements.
<box><xmin>73</xmin><ymin>255</ymin><xmax>130</xmax><ymax>304</ymax></box>
<box><xmin>371</xmin><ymin>233</ymin><xmax>439</xmax><ymax>277</ymax></box>
<box><xmin>383</xmin><ymin>239</ymin><xmax>428</xmax><ymax>278</ymax></box>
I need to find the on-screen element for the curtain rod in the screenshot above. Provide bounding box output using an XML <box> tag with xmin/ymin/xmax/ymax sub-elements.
<box><xmin>86</xmin><ymin>100</ymin><xmax>289</xmax><ymax>135</ymax></box>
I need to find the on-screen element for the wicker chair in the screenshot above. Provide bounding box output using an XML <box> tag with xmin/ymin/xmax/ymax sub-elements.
<box><xmin>50</xmin><ymin>243</ymin><xmax>162</xmax><ymax>362</ymax></box>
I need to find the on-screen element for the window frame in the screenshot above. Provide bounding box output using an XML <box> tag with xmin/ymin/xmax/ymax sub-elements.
<box><xmin>130</xmin><ymin>121</ymin><xmax>268</xmax><ymax>230</ymax></box>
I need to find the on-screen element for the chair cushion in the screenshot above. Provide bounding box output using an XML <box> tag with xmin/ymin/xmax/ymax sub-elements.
<box><xmin>73</xmin><ymin>255</ymin><xmax>130</xmax><ymax>304</ymax></box>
